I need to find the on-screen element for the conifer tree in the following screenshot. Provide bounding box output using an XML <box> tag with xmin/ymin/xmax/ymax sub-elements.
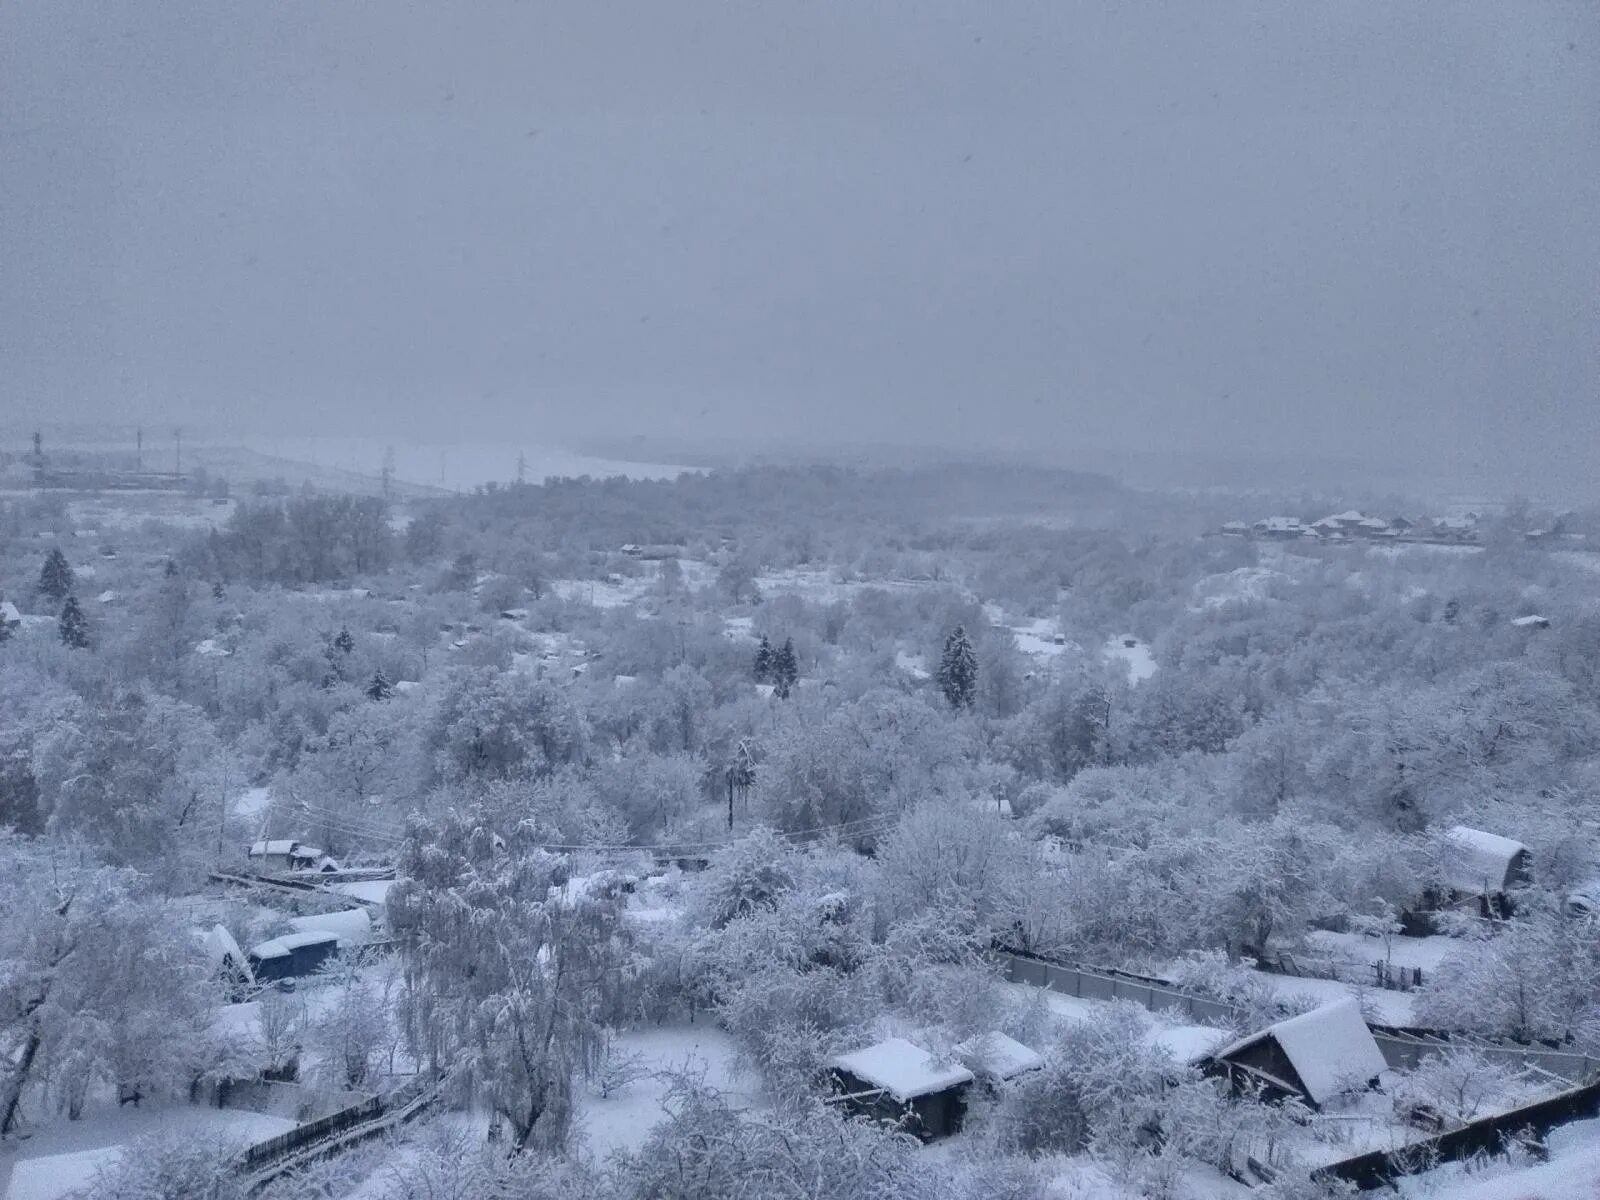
<box><xmin>39</xmin><ymin>548</ymin><xmax>73</xmax><ymax>601</ymax></box>
<box><xmin>334</xmin><ymin>626</ymin><xmax>356</xmax><ymax>655</ymax></box>
<box><xmin>753</xmin><ymin>634</ymin><xmax>774</xmax><ymax>682</ymax></box>
<box><xmin>773</xmin><ymin>637</ymin><xmax>799</xmax><ymax>699</ymax></box>
<box><xmin>58</xmin><ymin>595</ymin><xmax>90</xmax><ymax>649</ymax></box>
<box><xmin>938</xmin><ymin>624</ymin><xmax>978</xmax><ymax>710</ymax></box>
<box><xmin>366</xmin><ymin>670</ymin><xmax>394</xmax><ymax>701</ymax></box>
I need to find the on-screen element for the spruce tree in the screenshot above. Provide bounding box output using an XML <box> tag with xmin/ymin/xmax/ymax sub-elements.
<box><xmin>334</xmin><ymin>626</ymin><xmax>355</xmax><ymax>655</ymax></box>
<box><xmin>366</xmin><ymin>669</ymin><xmax>394</xmax><ymax>701</ymax></box>
<box><xmin>938</xmin><ymin>624</ymin><xmax>978</xmax><ymax>710</ymax></box>
<box><xmin>39</xmin><ymin>548</ymin><xmax>74</xmax><ymax>602</ymax></box>
<box><xmin>773</xmin><ymin>637</ymin><xmax>799</xmax><ymax>699</ymax></box>
<box><xmin>753</xmin><ymin>634</ymin><xmax>774</xmax><ymax>682</ymax></box>
<box><xmin>58</xmin><ymin>595</ymin><xmax>90</xmax><ymax>649</ymax></box>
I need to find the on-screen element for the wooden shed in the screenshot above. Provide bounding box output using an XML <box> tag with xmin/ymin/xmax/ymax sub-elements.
<box><xmin>1442</xmin><ymin>826</ymin><xmax>1530</xmax><ymax>917</ymax></box>
<box><xmin>829</xmin><ymin>1036</ymin><xmax>975</xmax><ymax>1140</ymax></box>
<box><xmin>1203</xmin><ymin>998</ymin><xmax>1385</xmax><ymax>1110</ymax></box>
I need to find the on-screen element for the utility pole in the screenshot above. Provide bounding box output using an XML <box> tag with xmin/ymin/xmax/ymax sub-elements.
<box><xmin>136</xmin><ymin>426</ymin><xmax>143</xmax><ymax>471</ymax></box>
<box><xmin>174</xmin><ymin>427</ymin><xmax>182</xmax><ymax>477</ymax></box>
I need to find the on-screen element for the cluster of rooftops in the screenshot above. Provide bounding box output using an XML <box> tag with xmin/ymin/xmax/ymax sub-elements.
<box><xmin>1220</xmin><ymin>510</ymin><xmax>1481</xmax><ymax>542</ymax></box>
<box><xmin>828</xmin><ymin>996</ymin><xmax>1388</xmax><ymax>1140</ymax></box>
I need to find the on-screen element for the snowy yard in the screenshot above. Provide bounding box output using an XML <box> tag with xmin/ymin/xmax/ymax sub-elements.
<box><xmin>576</xmin><ymin>1025</ymin><xmax>751</xmax><ymax>1157</ymax></box>
<box><xmin>0</xmin><ymin>1103</ymin><xmax>296</xmax><ymax>1200</ymax></box>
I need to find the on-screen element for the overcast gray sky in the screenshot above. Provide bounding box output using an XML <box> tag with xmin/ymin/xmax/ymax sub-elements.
<box><xmin>3</xmin><ymin>1</ymin><xmax>1596</xmax><ymax>489</ymax></box>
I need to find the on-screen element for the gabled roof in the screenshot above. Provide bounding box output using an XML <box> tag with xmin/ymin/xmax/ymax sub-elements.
<box><xmin>0</xmin><ymin>601</ymin><xmax>21</xmax><ymax>624</ymax></box>
<box><xmin>1442</xmin><ymin>826</ymin><xmax>1528</xmax><ymax>895</ymax></box>
<box><xmin>1212</xmin><ymin>998</ymin><xmax>1384</xmax><ymax>1106</ymax></box>
<box><xmin>953</xmin><ymin>1031</ymin><xmax>1044</xmax><ymax>1080</ymax></box>
<box><xmin>830</xmin><ymin>1037</ymin><xmax>974</xmax><ymax>1101</ymax></box>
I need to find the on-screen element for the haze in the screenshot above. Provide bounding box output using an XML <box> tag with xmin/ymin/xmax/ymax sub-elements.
<box><xmin>3</xmin><ymin>1</ymin><xmax>1596</xmax><ymax>494</ymax></box>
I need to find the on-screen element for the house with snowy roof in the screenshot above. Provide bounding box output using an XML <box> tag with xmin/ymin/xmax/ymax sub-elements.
<box><xmin>1438</xmin><ymin>826</ymin><xmax>1530</xmax><ymax>917</ymax></box>
<box><xmin>829</xmin><ymin>1036</ymin><xmax>975</xmax><ymax>1139</ymax></box>
<box><xmin>1</xmin><ymin>600</ymin><xmax>22</xmax><ymax>630</ymax></box>
<box><xmin>1202</xmin><ymin>998</ymin><xmax>1385</xmax><ymax>1109</ymax></box>
<box><xmin>1252</xmin><ymin>517</ymin><xmax>1306</xmax><ymax>540</ymax></box>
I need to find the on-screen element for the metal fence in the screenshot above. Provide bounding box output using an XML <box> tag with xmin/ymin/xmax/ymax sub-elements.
<box><xmin>997</xmin><ymin>950</ymin><xmax>1239</xmax><ymax>1026</ymax></box>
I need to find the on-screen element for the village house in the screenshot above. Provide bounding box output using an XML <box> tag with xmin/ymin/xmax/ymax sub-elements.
<box><xmin>1203</xmin><ymin>998</ymin><xmax>1385</xmax><ymax>1110</ymax></box>
<box><xmin>829</xmin><ymin>1036</ymin><xmax>975</xmax><ymax>1140</ymax></box>
<box><xmin>1252</xmin><ymin>517</ymin><xmax>1306</xmax><ymax>540</ymax></box>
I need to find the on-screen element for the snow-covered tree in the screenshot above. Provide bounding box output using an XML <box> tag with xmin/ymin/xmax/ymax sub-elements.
<box><xmin>389</xmin><ymin>808</ymin><xmax>632</xmax><ymax>1152</ymax></box>
<box><xmin>58</xmin><ymin>594</ymin><xmax>90</xmax><ymax>649</ymax></box>
<box><xmin>39</xmin><ymin>547</ymin><xmax>73</xmax><ymax>601</ymax></box>
<box><xmin>937</xmin><ymin>625</ymin><xmax>977</xmax><ymax>710</ymax></box>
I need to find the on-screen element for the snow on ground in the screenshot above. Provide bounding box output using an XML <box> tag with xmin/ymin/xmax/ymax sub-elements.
<box><xmin>1010</xmin><ymin>617</ymin><xmax>1071</xmax><ymax>659</ymax></box>
<box><xmin>1248</xmin><ymin>970</ymin><xmax>1417</xmax><ymax>1026</ymax></box>
<box><xmin>1398</xmin><ymin>1115</ymin><xmax>1600</xmax><ymax>1199</ymax></box>
<box><xmin>1304</xmin><ymin>931</ymin><xmax>1457</xmax><ymax>973</ymax></box>
<box><xmin>1104</xmin><ymin>635</ymin><xmax>1157</xmax><ymax>683</ymax></box>
<box><xmin>551</xmin><ymin>575</ymin><xmax>653</xmax><ymax>609</ymax></box>
<box><xmin>576</xmin><ymin>1025</ymin><xmax>749</xmax><ymax>1157</ymax></box>
<box><xmin>0</xmin><ymin>1103</ymin><xmax>296</xmax><ymax>1200</ymax></box>
<box><xmin>330</xmin><ymin>879</ymin><xmax>395</xmax><ymax>905</ymax></box>
<box><xmin>895</xmin><ymin>650</ymin><xmax>931</xmax><ymax>680</ymax></box>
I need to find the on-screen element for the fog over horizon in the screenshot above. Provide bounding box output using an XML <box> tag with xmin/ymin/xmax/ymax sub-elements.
<box><xmin>4</xmin><ymin>1</ymin><xmax>1596</xmax><ymax>496</ymax></box>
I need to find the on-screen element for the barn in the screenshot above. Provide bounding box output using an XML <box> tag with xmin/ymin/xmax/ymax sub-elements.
<box><xmin>1203</xmin><ymin>998</ymin><xmax>1385</xmax><ymax>1110</ymax></box>
<box><xmin>829</xmin><ymin>1036</ymin><xmax>975</xmax><ymax>1140</ymax></box>
<box><xmin>248</xmin><ymin>930</ymin><xmax>340</xmax><ymax>983</ymax></box>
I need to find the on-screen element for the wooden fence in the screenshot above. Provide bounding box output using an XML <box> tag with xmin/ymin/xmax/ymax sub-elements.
<box><xmin>1313</xmin><ymin>1077</ymin><xmax>1600</xmax><ymax>1189</ymax></box>
<box><xmin>994</xmin><ymin>949</ymin><xmax>1600</xmax><ymax>1084</ymax></box>
<box><xmin>242</xmin><ymin>1092</ymin><xmax>383</xmax><ymax>1169</ymax></box>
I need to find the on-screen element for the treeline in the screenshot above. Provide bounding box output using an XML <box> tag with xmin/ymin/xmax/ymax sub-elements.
<box><xmin>190</xmin><ymin>494</ymin><xmax>397</xmax><ymax>584</ymax></box>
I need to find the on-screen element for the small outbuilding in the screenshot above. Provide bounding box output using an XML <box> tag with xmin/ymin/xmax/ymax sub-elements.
<box><xmin>1203</xmin><ymin>998</ymin><xmax>1385</xmax><ymax>1110</ymax></box>
<box><xmin>953</xmin><ymin>1031</ymin><xmax>1044</xmax><ymax>1084</ymax></box>
<box><xmin>1441</xmin><ymin>825</ymin><xmax>1530</xmax><ymax>916</ymax></box>
<box><xmin>829</xmin><ymin>1036</ymin><xmax>975</xmax><ymax>1140</ymax></box>
<box><xmin>202</xmin><ymin>924</ymin><xmax>254</xmax><ymax>989</ymax></box>
<box><xmin>247</xmin><ymin>930</ymin><xmax>340</xmax><ymax>983</ymax></box>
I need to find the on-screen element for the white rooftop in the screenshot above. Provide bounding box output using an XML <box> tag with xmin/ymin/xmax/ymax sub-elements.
<box><xmin>249</xmin><ymin>930</ymin><xmax>339</xmax><ymax>959</ymax></box>
<box><xmin>831</xmin><ymin>1037</ymin><xmax>974</xmax><ymax>1101</ymax></box>
<box><xmin>1214</xmin><ymin>998</ymin><xmax>1385</xmax><ymax>1105</ymax></box>
<box><xmin>287</xmin><ymin>908</ymin><xmax>372</xmax><ymax>947</ymax></box>
<box><xmin>249</xmin><ymin>840</ymin><xmax>298</xmax><ymax>856</ymax></box>
<box><xmin>953</xmin><ymin>1031</ymin><xmax>1044</xmax><ymax>1080</ymax></box>
<box><xmin>1442</xmin><ymin>825</ymin><xmax>1528</xmax><ymax>895</ymax></box>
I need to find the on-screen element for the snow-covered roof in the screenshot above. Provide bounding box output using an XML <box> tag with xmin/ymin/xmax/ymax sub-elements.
<box><xmin>953</xmin><ymin>1031</ymin><xmax>1044</xmax><ymax>1080</ymax></box>
<box><xmin>830</xmin><ymin>1037</ymin><xmax>974</xmax><ymax>1101</ymax></box>
<box><xmin>0</xmin><ymin>601</ymin><xmax>21</xmax><ymax>624</ymax></box>
<box><xmin>96</xmin><ymin>590</ymin><xmax>118</xmax><ymax>604</ymax></box>
<box><xmin>1253</xmin><ymin>517</ymin><xmax>1303</xmax><ymax>531</ymax></box>
<box><xmin>250</xmin><ymin>840</ymin><xmax>299</xmax><ymax>856</ymax></box>
<box><xmin>1145</xmin><ymin>1024</ymin><xmax>1228</xmax><ymax>1065</ymax></box>
<box><xmin>287</xmin><ymin>909</ymin><xmax>372</xmax><ymax>947</ymax></box>
<box><xmin>1213</xmin><ymin>998</ymin><xmax>1385</xmax><ymax>1106</ymax></box>
<box><xmin>331</xmin><ymin>879</ymin><xmax>395</xmax><ymax>906</ymax></box>
<box><xmin>1511</xmin><ymin>615</ymin><xmax>1550</xmax><ymax>628</ymax></box>
<box><xmin>1442</xmin><ymin>826</ymin><xmax>1528</xmax><ymax>896</ymax></box>
<box><xmin>249</xmin><ymin>930</ymin><xmax>339</xmax><ymax>959</ymax></box>
<box><xmin>194</xmin><ymin>638</ymin><xmax>231</xmax><ymax>657</ymax></box>
<box><xmin>202</xmin><ymin>924</ymin><xmax>250</xmax><ymax>977</ymax></box>
<box><xmin>289</xmin><ymin>844</ymin><xmax>324</xmax><ymax>860</ymax></box>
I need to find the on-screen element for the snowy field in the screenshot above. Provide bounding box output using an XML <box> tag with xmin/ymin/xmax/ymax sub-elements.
<box><xmin>577</xmin><ymin>1025</ymin><xmax>750</xmax><ymax>1157</ymax></box>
